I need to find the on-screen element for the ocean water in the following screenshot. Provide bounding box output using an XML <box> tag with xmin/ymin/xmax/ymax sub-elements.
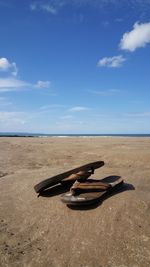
<box><xmin>0</xmin><ymin>132</ymin><xmax>150</xmax><ymax>137</ymax></box>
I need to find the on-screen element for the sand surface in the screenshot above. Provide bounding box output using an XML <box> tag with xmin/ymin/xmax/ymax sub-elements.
<box><xmin>0</xmin><ymin>137</ymin><xmax>150</xmax><ymax>267</ymax></box>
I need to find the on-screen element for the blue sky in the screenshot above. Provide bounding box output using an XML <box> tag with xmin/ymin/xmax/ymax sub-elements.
<box><xmin>0</xmin><ymin>0</ymin><xmax>150</xmax><ymax>134</ymax></box>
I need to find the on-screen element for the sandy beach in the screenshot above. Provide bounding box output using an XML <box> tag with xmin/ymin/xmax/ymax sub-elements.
<box><xmin>0</xmin><ymin>137</ymin><xmax>150</xmax><ymax>267</ymax></box>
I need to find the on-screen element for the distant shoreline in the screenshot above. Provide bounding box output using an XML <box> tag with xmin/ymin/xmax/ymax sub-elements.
<box><xmin>0</xmin><ymin>133</ymin><xmax>150</xmax><ymax>138</ymax></box>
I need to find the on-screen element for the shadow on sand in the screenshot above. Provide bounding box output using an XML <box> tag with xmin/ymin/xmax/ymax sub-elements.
<box><xmin>68</xmin><ymin>181</ymin><xmax>135</xmax><ymax>211</ymax></box>
<box><xmin>38</xmin><ymin>183</ymin><xmax>71</xmax><ymax>197</ymax></box>
<box><xmin>38</xmin><ymin>175</ymin><xmax>135</xmax><ymax>210</ymax></box>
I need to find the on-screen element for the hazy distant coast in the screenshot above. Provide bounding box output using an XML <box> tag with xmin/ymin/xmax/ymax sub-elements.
<box><xmin>0</xmin><ymin>132</ymin><xmax>150</xmax><ymax>138</ymax></box>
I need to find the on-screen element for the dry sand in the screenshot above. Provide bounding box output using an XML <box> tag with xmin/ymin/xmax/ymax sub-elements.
<box><xmin>0</xmin><ymin>137</ymin><xmax>150</xmax><ymax>267</ymax></box>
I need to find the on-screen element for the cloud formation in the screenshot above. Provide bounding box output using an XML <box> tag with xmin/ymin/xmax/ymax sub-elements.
<box><xmin>0</xmin><ymin>57</ymin><xmax>18</xmax><ymax>76</ymax></box>
<box><xmin>120</xmin><ymin>22</ymin><xmax>150</xmax><ymax>52</ymax></box>
<box><xmin>0</xmin><ymin>78</ymin><xmax>51</xmax><ymax>92</ymax></box>
<box><xmin>69</xmin><ymin>106</ymin><xmax>89</xmax><ymax>112</ymax></box>
<box><xmin>30</xmin><ymin>2</ymin><xmax>57</xmax><ymax>14</ymax></box>
<box><xmin>34</xmin><ymin>80</ymin><xmax>51</xmax><ymax>89</ymax></box>
<box><xmin>30</xmin><ymin>0</ymin><xmax>150</xmax><ymax>17</ymax></box>
<box><xmin>0</xmin><ymin>78</ymin><xmax>29</xmax><ymax>92</ymax></box>
<box><xmin>97</xmin><ymin>55</ymin><xmax>126</xmax><ymax>68</ymax></box>
<box><xmin>0</xmin><ymin>57</ymin><xmax>51</xmax><ymax>92</ymax></box>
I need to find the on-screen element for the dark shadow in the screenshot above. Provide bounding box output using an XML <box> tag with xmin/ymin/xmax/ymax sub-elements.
<box><xmin>37</xmin><ymin>175</ymin><xmax>135</xmax><ymax>211</ymax></box>
<box><xmin>68</xmin><ymin>181</ymin><xmax>135</xmax><ymax>210</ymax></box>
<box><xmin>38</xmin><ymin>183</ymin><xmax>70</xmax><ymax>197</ymax></box>
<box><xmin>38</xmin><ymin>175</ymin><xmax>121</xmax><ymax>197</ymax></box>
<box><xmin>99</xmin><ymin>175</ymin><xmax>121</xmax><ymax>183</ymax></box>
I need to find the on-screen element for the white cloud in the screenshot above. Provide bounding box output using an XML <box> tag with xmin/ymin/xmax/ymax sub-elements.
<box><xmin>0</xmin><ymin>78</ymin><xmax>29</xmax><ymax>92</ymax></box>
<box><xmin>30</xmin><ymin>1</ymin><xmax>150</xmax><ymax>10</ymax></box>
<box><xmin>69</xmin><ymin>106</ymin><xmax>89</xmax><ymax>112</ymax></box>
<box><xmin>0</xmin><ymin>58</ymin><xmax>10</xmax><ymax>71</ymax></box>
<box><xmin>0</xmin><ymin>57</ymin><xmax>18</xmax><ymax>76</ymax></box>
<box><xmin>41</xmin><ymin>4</ymin><xmax>57</xmax><ymax>14</ymax></box>
<box><xmin>97</xmin><ymin>55</ymin><xmax>126</xmax><ymax>68</ymax></box>
<box><xmin>0</xmin><ymin>57</ymin><xmax>51</xmax><ymax>92</ymax></box>
<box><xmin>0</xmin><ymin>78</ymin><xmax>28</xmax><ymax>88</ymax></box>
<box><xmin>34</xmin><ymin>80</ymin><xmax>51</xmax><ymax>89</ymax></box>
<box><xmin>30</xmin><ymin>2</ymin><xmax>57</xmax><ymax>14</ymax></box>
<box><xmin>0</xmin><ymin>78</ymin><xmax>51</xmax><ymax>92</ymax></box>
<box><xmin>30</xmin><ymin>1</ymin><xmax>150</xmax><ymax>18</ymax></box>
<box><xmin>11</xmin><ymin>62</ymin><xmax>18</xmax><ymax>76</ymax></box>
<box><xmin>120</xmin><ymin>21</ymin><xmax>150</xmax><ymax>52</ymax></box>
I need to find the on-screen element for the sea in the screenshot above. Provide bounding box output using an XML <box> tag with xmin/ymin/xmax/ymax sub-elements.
<box><xmin>0</xmin><ymin>132</ymin><xmax>150</xmax><ymax>138</ymax></box>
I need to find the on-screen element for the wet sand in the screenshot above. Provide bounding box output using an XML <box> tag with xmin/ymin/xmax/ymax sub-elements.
<box><xmin>0</xmin><ymin>137</ymin><xmax>150</xmax><ymax>267</ymax></box>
